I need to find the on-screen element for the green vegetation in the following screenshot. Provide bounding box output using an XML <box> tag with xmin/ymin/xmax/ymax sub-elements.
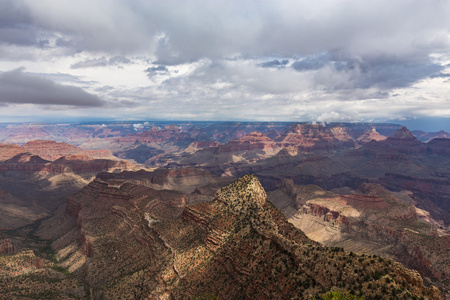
<box><xmin>50</xmin><ymin>263</ymin><xmax>70</xmax><ymax>275</ymax></box>
<box><xmin>315</xmin><ymin>290</ymin><xmax>365</xmax><ymax>300</ymax></box>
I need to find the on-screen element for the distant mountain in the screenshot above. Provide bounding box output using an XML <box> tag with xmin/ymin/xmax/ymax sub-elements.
<box><xmin>412</xmin><ymin>130</ymin><xmax>450</xmax><ymax>143</ymax></box>
<box><xmin>0</xmin><ymin>122</ymin><xmax>449</xmax><ymax>298</ymax></box>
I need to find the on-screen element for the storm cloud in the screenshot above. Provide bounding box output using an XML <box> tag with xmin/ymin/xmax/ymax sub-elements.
<box><xmin>0</xmin><ymin>0</ymin><xmax>449</xmax><ymax>124</ymax></box>
<box><xmin>291</xmin><ymin>52</ymin><xmax>445</xmax><ymax>90</ymax></box>
<box><xmin>0</xmin><ymin>1</ymin><xmax>445</xmax><ymax>62</ymax></box>
<box><xmin>0</xmin><ymin>68</ymin><xmax>105</xmax><ymax>107</ymax></box>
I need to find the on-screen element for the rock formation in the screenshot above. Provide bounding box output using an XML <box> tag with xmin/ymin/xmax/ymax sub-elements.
<box><xmin>357</xmin><ymin>128</ymin><xmax>387</xmax><ymax>143</ymax></box>
<box><xmin>0</xmin><ymin>240</ymin><xmax>15</xmax><ymax>254</ymax></box>
<box><xmin>274</xmin><ymin>123</ymin><xmax>357</xmax><ymax>151</ymax></box>
<box><xmin>36</xmin><ymin>173</ymin><xmax>440</xmax><ymax>299</ymax></box>
<box><xmin>269</xmin><ymin>179</ymin><xmax>449</xmax><ymax>296</ymax></box>
<box><xmin>412</xmin><ymin>130</ymin><xmax>450</xmax><ymax>143</ymax></box>
<box><xmin>0</xmin><ymin>143</ymin><xmax>24</xmax><ymax>161</ymax></box>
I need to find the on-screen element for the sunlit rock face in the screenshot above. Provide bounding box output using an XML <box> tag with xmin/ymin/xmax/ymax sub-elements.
<box><xmin>35</xmin><ymin>173</ymin><xmax>441</xmax><ymax>299</ymax></box>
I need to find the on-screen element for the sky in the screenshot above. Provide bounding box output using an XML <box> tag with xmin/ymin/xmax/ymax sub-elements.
<box><xmin>0</xmin><ymin>0</ymin><xmax>449</xmax><ymax>130</ymax></box>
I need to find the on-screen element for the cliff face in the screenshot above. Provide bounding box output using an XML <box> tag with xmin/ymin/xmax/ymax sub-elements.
<box><xmin>0</xmin><ymin>153</ymin><xmax>132</xmax><ymax>177</ymax></box>
<box><xmin>269</xmin><ymin>180</ymin><xmax>449</xmax><ymax>296</ymax></box>
<box><xmin>357</xmin><ymin>128</ymin><xmax>387</xmax><ymax>143</ymax></box>
<box><xmin>22</xmin><ymin>140</ymin><xmax>81</xmax><ymax>160</ymax></box>
<box><xmin>0</xmin><ymin>147</ymin><xmax>135</xmax><ymax>223</ymax></box>
<box><xmin>40</xmin><ymin>173</ymin><xmax>440</xmax><ymax>299</ymax></box>
<box><xmin>219</xmin><ymin>132</ymin><xmax>276</xmax><ymax>152</ymax></box>
<box><xmin>274</xmin><ymin>123</ymin><xmax>357</xmax><ymax>151</ymax></box>
<box><xmin>114</xmin><ymin>125</ymin><xmax>196</xmax><ymax>148</ymax></box>
<box><xmin>426</xmin><ymin>138</ymin><xmax>450</xmax><ymax>156</ymax></box>
<box><xmin>0</xmin><ymin>143</ymin><xmax>24</xmax><ymax>161</ymax></box>
<box><xmin>0</xmin><ymin>239</ymin><xmax>16</xmax><ymax>254</ymax></box>
<box><xmin>0</xmin><ymin>140</ymin><xmax>119</xmax><ymax>162</ymax></box>
<box><xmin>380</xmin><ymin>173</ymin><xmax>450</xmax><ymax>224</ymax></box>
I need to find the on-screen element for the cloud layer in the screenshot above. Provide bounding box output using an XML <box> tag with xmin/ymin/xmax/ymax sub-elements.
<box><xmin>0</xmin><ymin>0</ymin><xmax>449</xmax><ymax>125</ymax></box>
<box><xmin>0</xmin><ymin>68</ymin><xmax>104</xmax><ymax>106</ymax></box>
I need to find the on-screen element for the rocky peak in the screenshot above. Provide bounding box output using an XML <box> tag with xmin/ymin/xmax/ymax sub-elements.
<box><xmin>215</xmin><ymin>174</ymin><xmax>267</xmax><ymax>212</ymax></box>
<box><xmin>382</xmin><ymin>126</ymin><xmax>424</xmax><ymax>154</ymax></box>
<box><xmin>357</xmin><ymin>128</ymin><xmax>387</xmax><ymax>143</ymax></box>
<box><xmin>388</xmin><ymin>126</ymin><xmax>418</xmax><ymax>141</ymax></box>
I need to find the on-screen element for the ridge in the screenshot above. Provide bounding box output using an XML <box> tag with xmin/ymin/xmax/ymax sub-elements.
<box><xmin>215</xmin><ymin>174</ymin><xmax>267</xmax><ymax>211</ymax></box>
<box><xmin>388</xmin><ymin>126</ymin><xmax>419</xmax><ymax>140</ymax></box>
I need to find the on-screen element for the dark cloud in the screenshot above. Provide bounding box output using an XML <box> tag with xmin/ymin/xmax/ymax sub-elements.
<box><xmin>259</xmin><ymin>59</ymin><xmax>289</xmax><ymax>68</ymax></box>
<box><xmin>0</xmin><ymin>26</ymin><xmax>38</xmax><ymax>46</ymax></box>
<box><xmin>0</xmin><ymin>68</ymin><xmax>105</xmax><ymax>107</ymax></box>
<box><xmin>145</xmin><ymin>66</ymin><xmax>168</xmax><ymax>72</ymax></box>
<box><xmin>292</xmin><ymin>54</ymin><xmax>330</xmax><ymax>71</ymax></box>
<box><xmin>0</xmin><ymin>0</ymin><xmax>449</xmax><ymax>123</ymax></box>
<box><xmin>6</xmin><ymin>1</ymin><xmax>445</xmax><ymax>64</ymax></box>
<box><xmin>0</xmin><ymin>0</ymin><xmax>57</xmax><ymax>49</ymax></box>
<box><xmin>430</xmin><ymin>72</ymin><xmax>450</xmax><ymax>78</ymax></box>
<box><xmin>70</xmin><ymin>56</ymin><xmax>131</xmax><ymax>69</ymax></box>
<box><xmin>358</xmin><ymin>62</ymin><xmax>443</xmax><ymax>89</ymax></box>
<box><xmin>291</xmin><ymin>51</ymin><xmax>444</xmax><ymax>90</ymax></box>
<box><xmin>108</xmin><ymin>56</ymin><xmax>131</xmax><ymax>64</ymax></box>
<box><xmin>145</xmin><ymin>65</ymin><xmax>170</xmax><ymax>78</ymax></box>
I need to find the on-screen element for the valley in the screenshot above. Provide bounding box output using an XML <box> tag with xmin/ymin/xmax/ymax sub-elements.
<box><xmin>0</xmin><ymin>121</ymin><xmax>448</xmax><ymax>299</ymax></box>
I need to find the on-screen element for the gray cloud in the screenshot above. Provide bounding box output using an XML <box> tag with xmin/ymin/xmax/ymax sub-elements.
<box><xmin>291</xmin><ymin>51</ymin><xmax>444</xmax><ymax>90</ymax></box>
<box><xmin>0</xmin><ymin>1</ymin><xmax>35</xmax><ymax>46</ymax></box>
<box><xmin>430</xmin><ymin>72</ymin><xmax>450</xmax><ymax>78</ymax></box>
<box><xmin>357</xmin><ymin>62</ymin><xmax>443</xmax><ymax>89</ymax></box>
<box><xmin>145</xmin><ymin>66</ymin><xmax>168</xmax><ymax>73</ymax></box>
<box><xmin>6</xmin><ymin>1</ymin><xmax>445</xmax><ymax>62</ymax></box>
<box><xmin>145</xmin><ymin>65</ymin><xmax>170</xmax><ymax>78</ymax></box>
<box><xmin>70</xmin><ymin>56</ymin><xmax>131</xmax><ymax>69</ymax></box>
<box><xmin>0</xmin><ymin>68</ymin><xmax>105</xmax><ymax>106</ymax></box>
<box><xmin>259</xmin><ymin>59</ymin><xmax>289</xmax><ymax>68</ymax></box>
<box><xmin>292</xmin><ymin>53</ymin><xmax>332</xmax><ymax>71</ymax></box>
<box><xmin>0</xmin><ymin>0</ymin><xmax>449</xmax><ymax>124</ymax></box>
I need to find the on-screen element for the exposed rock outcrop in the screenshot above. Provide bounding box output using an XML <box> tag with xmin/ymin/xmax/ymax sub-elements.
<box><xmin>357</xmin><ymin>128</ymin><xmax>387</xmax><ymax>143</ymax></box>
<box><xmin>0</xmin><ymin>240</ymin><xmax>15</xmax><ymax>254</ymax></box>
<box><xmin>269</xmin><ymin>180</ymin><xmax>449</xmax><ymax>296</ymax></box>
<box><xmin>274</xmin><ymin>123</ymin><xmax>357</xmax><ymax>151</ymax></box>
<box><xmin>39</xmin><ymin>173</ymin><xmax>441</xmax><ymax>299</ymax></box>
<box><xmin>0</xmin><ymin>143</ymin><xmax>24</xmax><ymax>161</ymax></box>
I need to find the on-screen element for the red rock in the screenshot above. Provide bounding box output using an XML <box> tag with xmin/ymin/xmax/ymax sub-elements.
<box><xmin>275</xmin><ymin>123</ymin><xmax>357</xmax><ymax>151</ymax></box>
<box><xmin>219</xmin><ymin>132</ymin><xmax>276</xmax><ymax>152</ymax></box>
<box><xmin>412</xmin><ymin>130</ymin><xmax>450</xmax><ymax>143</ymax></box>
<box><xmin>22</xmin><ymin>140</ymin><xmax>81</xmax><ymax>161</ymax></box>
<box><xmin>357</xmin><ymin>128</ymin><xmax>387</xmax><ymax>143</ymax></box>
<box><xmin>33</xmin><ymin>257</ymin><xmax>45</xmax><ymax>269</ymax></box>
<box><xmin>0</xmin><ymin>239</ymin><xmax>16</xmax><ymax>254</ymax></box>
<box><xmin>426</xmin><ymin>138</ymin><xmax>450</xmax><ymax>156</ymax></box>
<box><xmin>0</xmin><ymin>143</ymin><xmax>24</xmax><ymax>161</ymax></box>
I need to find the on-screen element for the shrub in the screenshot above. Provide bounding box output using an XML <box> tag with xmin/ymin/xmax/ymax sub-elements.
<box><xmin>314</xmin><ymin>290</ymin><xmax>365</xmax><ymax>300</ymax></box>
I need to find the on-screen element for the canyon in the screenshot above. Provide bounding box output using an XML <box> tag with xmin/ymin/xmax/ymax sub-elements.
<box><xmin>0</xmin><ymin>121</ymin><xmax>448</xmax><ymax>299</ymax></box>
